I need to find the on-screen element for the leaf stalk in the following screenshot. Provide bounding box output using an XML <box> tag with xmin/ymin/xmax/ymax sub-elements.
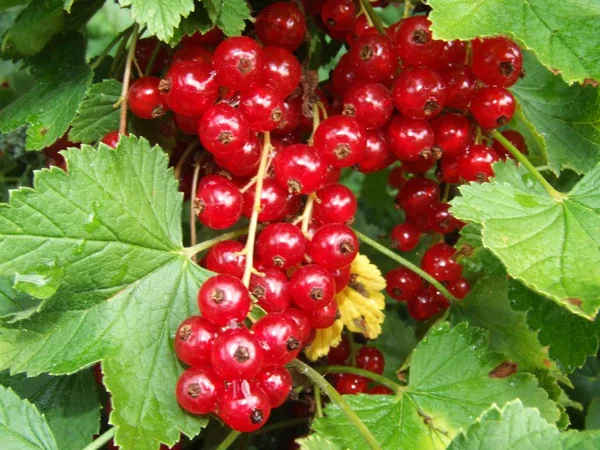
<box><xmin>81</xmin><ymin>428</ymin><xmax>116</xmax><ymax>450</ymax></box>
<box><xmin>118</xmin><ymin>24</ymin><xmax>139</xmax><ymax>136</ymax></box>
<box><xmin>319</xmin><ymin>365</ymin><xmax>404</xmax><ymax>393</ymax></box>
<box><xmin>358</xmin><ymin>0</ymin><xmax>387</xmax><ymax>35</ymax></box>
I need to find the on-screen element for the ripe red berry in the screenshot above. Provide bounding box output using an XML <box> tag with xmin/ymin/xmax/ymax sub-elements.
<box><xmin>387</xmin><ymin>115</ymin><xmax>436</xmax><ymax>161</ymax></box>
<box><xmin>421</xmin><ymin>243</ymin><xmax>462</xmax><ymax>282</ymax></box>
<box><xmin>387</xmin><ymin>166</ymin><xmax>406</xmax><ymax>189</ymax></box>
<box><xmin>447</xmin><ymin>276</ymin><xmax>471</xmax><ymax>299</ymax></box>
<box><xmin>240</xmin><ymin>84</ymin><xmax>284</xmax><ymax>132</ymax></box>
<box><xmin>128</xmin><ymin>76</ymin><xmax>168</xmax><ymax>119</ymax></box>
<box><xmin>469</xmin><ymin>86</ymin><xmax>516</xmax><ymax>129</ymax></box>
<box><xmin>313</xmin><ymin>184</ymin><xmax>357</xmax><ymax>225</ymax></box>
<box><xmin>258</xmin><ymin>223</ymin><xmax>306</xmax><ymax>269</ymax></box>
<box><xmin>195</xmin><ymin>175</ymin><xmax>243</xmax><ymax>229</ymax></box>
<box><xmin>284</xmin><ymin>308</ymin><xmax>312</xmax><ymax>344</ymax></box>
<box><xmin>471</xmin><ymin>37</ymin><xmax>523</xmax><ymax>87</ymax></box>
<box><xmin>289</xmin><ymin>264</ymin><xmax>336</xmax><ymax>311</ymax></box>
<box><xmin>390</xmin><ymin>222</ymin><xmax>421</xmax><ymax>252</ymax></box>
<box><xmin>255</xmin><ymin>3</ymin><xmax>307</xmax><ymax>52</ymax></box>
<box><xmin>431</xmin><ymin>113</ymin><xmax>473</xmax><ymax>159</ymax></box>
<box><xmin>367</xmin><ymin>385</ymin><xmax>393</xmax><ymax>395</ymax></box>
<box><xmin>172</xmin><ymin>45</ymin><xmax>212</xmax><ymax>65</ymax></box>
<box><xmin>197</xmin><ymin>275</ymin><xmax>251</xmax><ymax>326</ymax></box>
<box><xmin>135</xmin><ymin>38</ymin><xmax>168</xmax><ymax>75</ymax></box>
<box><xmin>401</xmin><ymin>156</ymin><xmax>435</xmax><ymax>174</ymax></box>
<box><xmin>407</xmin><ymin>289</ymin><xmax>440</xmax><ymax>320</ymax></box>
<box><xmin>256</xmin><ymin>366</ymin><xmax>293</xmax><ymax>408</ymax></box>
<box><xmin>252</xmin><ymin>313</ymin><xmax>302</xmax><ymax>365</ymax></box>
<box><xmin>174</xmin><ymin>316</ymin><xmax>219</xmax><ymax>367</ymax></box>
<box><xmin>181</xmin><ymin>27</ymin><xmax>224</xmax><ymax>47</ymax></box>
<box><xmin>250</xmin><ymin>268</ymin><xmax>291</xmax><ymax>313</ymax></box>
<box><xmin>440</xmin><ymin>64</ymin><xmax>477</xmax><ymax>110</ymax></box>
<box><xmin>216</xmin><ymin>133</ymin><xmax>261</xmax><ymax>177</ymax></box>
<box><xmin>211</xmin><ymin>327</ymin><xmax>265</xmax><ymax>380</ymax></box>
<box><xmin>273</xmin><ymin>144</ymin><xmax>327</xmax><ymax>194</ymax></box>
<box><xmin>396</xmin><ymin>176</ymin><xmax>439</xmax><ymax>216</ymax></box>
<box><xmin>174</xmin><ymin>114</ymin><xmax>200</xmax><ymax>134</ymax></box>
<box><xmin>457</xmin><ymin>144</ymin><xmax>500</xmax><ymax>182</ymax></box>
<box><xmin>205</xmin><ymin>240</ymin><xmax>246</xmax><ymax>278</ymax></box>
<box><xmin>160</xmin><ymin>61</ymin><xmax>219</xmax><ymax>116</ymax></box>
<box><xmin>327</xmin><ymin>334</ymin><xmax>350</xmax><ymax>364</ymax></box>
<box><xmin>356</xmin><ymin>347</ymin><xmax>385</xmax><ymax>374</ymax></box>
<box><xmin>199</xmin><ymin>104</ymin><xmax>250</xmax><ymax>156</ymax></box>
<box><xmin>492</xmin><ymin>129</ymin><xmax>528</xmax><ymax>160</ymax></box>
<box><xmin>330</xmin><ymin>264</ymin><xmax>352</xmax><ymax>293</ymax></box>
<box><xmin>213</xmin><ymin>36</ymin><xmax>266</xmax><ymax>92</ymax></box>
<box><xmin>385</xmin><ymin>267</ymin><xmax>423</xmax><ymax>302</ymax></box>
<box><xmin>314</xmin><ymin>116</ymin><xmax>367</xmax><ymax>167</ymax></box>
<box><xmin>260</xmin><ymin>47</ymin><xmax>302</xmax><ymax>98</ymax></box>
<box><xmin>176</xmin><ymin>367</ymin><xmax>224</xmax><ymax>414</ymax></box>
<box><xmin>218</xmin><ymin>379</ymin><xmax>271</xmax><ymax>432</ymax></box>
<box><xmin>427</xmin><ymin>203</ymin><xmax>459</xmax><ymax>234</ymax></box>
<box><xmin>242</xmin><ymin>178</ymin><xmax>288</xmax><ymax>222</ymax></box>
<box><xmin>438</xmin><ymin>156</ymin><xmax>461</xmax><ymax>184</ymax></box>
<box><xmin>101</xmin><ymin>131</ymin><xmax>121</xmax><ymax>148</ymax></box>
<box><xmin>335</xmin><ymin>374</ymin><xmax>368</xmax><ymax>395</ymax></box>
<box><xmin>394</xmin><ymin>16</ymin><xmax>445</xmax><ymax>68</ymax></box>
<box><xmin>309</xmin><ymin>224</ymin><xmax>359</xmax><ymax>270</ymax></box>
<box><xmin>332</xmin><ymin>53</ymin><xmax>359</xmax><ymax>95</ymax></box>
<box><xmin>350</xmin><ymin>34</ymin><xmax>398</xmax><ymax>83</ymax></box>
<box><xmin>392</xmin><ymin>68</ymin><xmax>446</xmax><ymax>119</ymax></box>
<box><xmin>343</xmin><ymin>82</ymin><xmax>393</xmax><ymax>130</ymax></box>
<box><xmin>357</xmin><ymin>129</ymin><xmax>394</xmax><ymax>173</ymax></box>
<box><xmin>306</xmin><ymin>299</ymin><xmax>339</xmax><ymax>329</ymax></box>
<box><xmin>321</xmin><ymin>0</ymin><xmax>356</xmax><ymax>36</ymax></box>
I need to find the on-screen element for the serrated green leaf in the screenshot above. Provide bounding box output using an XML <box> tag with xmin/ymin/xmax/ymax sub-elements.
<box><xmin>311</xmin><ymin>322</ymin><xmax>559</xmax><ymax>449</ymax></box>
<box><xmin>118</xmin><ymin>0</ymin><xmax>194</xmax><ymax>42</ymax></box>
<box><xmin>450</xmin><ymin>160</ymin><xmax>600</xmax><ymax>318</ymax></box>
<box><xmin>297</xmin><ymin>434</ymin><xmax>343</xmax><ymax>450</ymax></box>
<box><xmin>512</xmin><ymin>52</ymin><xmax>600</xmax><ymax>174</ymax></box>
<box><xmin>568</xmin><ymin>356</ymin><xmax>600</xmax><ymax>409</ymax></box>
<box><xmin>0</xmin><ymin>33</ymin><xmax>92</xmax><ymax>151</ymax></box>
<box><xmin>561</xmin><ymin>430</ymin><xmax>600</xmax><ymax>449</ymax></box>
<box><xmin>587</xmin><ymin>398</ymin><xmax>600</xmax><ymax>430</ymax></box>
<box><xmin>506</xmin><ymin>107</ymin><xmax>547</xmax><ymax>167</ymax></box>
<box><xmin>373</xmin><ymin>308</ymin><xmax>417</xmax><ymax>380</ymax></box>
<box><xmin>0</xmin><ymin>275</ymin><xmax>44</xmax><ymax>321</ymax></box>
<box><xmin>69</xmin><ymin>80</ymin><xmax>122</xmax><ymax>144</ymax></box>
<box><xmin>0</xmin><ymin>136</ymin><xmax>210</xmax><ymax>450</ymax></box>
<box><xmin>0</xmin><ymin>371</ymin><xmax>100</xmax><ymax>450</ymax></box>
<box><xmin>455</xmin><ymin>224</ymin><xmax>506</xmax><ymax>281</ymax></box>
<box><xmin>169</xmin><ymin>3</ymin><xmax>213</xmax><ymax>47</ymax></box>
<box><xmin>204</xmin><ymin>0</ymin><xmax>250</xmax><ymax>37</ymax></box>
<box><xmin>428</xmin><ymin>0</ymin><xmax>600</xmax><ymax>84</ymax></box>
<box><xmin>0</xmin><ymin>385</ymin><xmax>58</xmax><ymax>450</ymax></box>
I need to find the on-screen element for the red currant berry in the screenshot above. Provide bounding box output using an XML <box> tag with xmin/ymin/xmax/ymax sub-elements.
<box><xmin>330</xmin><ymin>264</ymin><xmax>352</xmax><ymax>293</ymax></box>
<box><xmin>387</xmin><ymin>166</ymin><xmax>406</xmax><ymax>189</ymax></box>
<box><xmin>471</xmin><ymin>37</ymin><xmax>523</xmax><ymax>87</ymax></box>
<box><xmin>440</xmin><ymin>64</ymin><xmax>477</xmax><ymax>110</ymax></box>
<box><xmin>396</xmin><ymin>176</ymin><xmax>439</xmax><ymax>216</ymax></box>
<box><xmin>211</xmin><ymin>327</ymin><xmax>265</xmax><ymax>380</ymax></box>
<box><xmin>321</xmin><ymin>0</ymin><xmax>356</xmax><ymax>35</ymax></box>
<box><xmin>307</xmin><ymin>299</ymin><xmax>339</xmax><ymax>329</ymax></box>
<box><xmin>174</xmin><ymin>316</ymin><xmax>219</xmax><ymax>367</ymax></box>
<box><xmin>252</xmin><ymin>313</ymin><xmax>302</xmax><ymax>365</ymax></box>
<box><xmin>390</xmin><ymin>222</ymin><xmax>421</xmax><ymax>252</ymax></box>
<box><xmin>407</xmin><ymin>289</ymin><xmax>440</xmax><ymax>320</ymax></box>
<box><xmin>261</xmin><ymin>47</ymin><xmax>302</xmax><ymax>98</ymax></box>
<box><xmin>335</xmin><ymin>374</ymin><xmax>368</xmax><ymax>395</ymax></box>
<box><xmin>367</xmin><ymin>385</ymin><xmax>393</xmax><ymax>395</ymax></box>
<box><xmin>346</xmin><ymin>14</ymin><xmax>371</xmax><ymax>46</ymax></box>
<box><xmin>101</xmin><ymin>131</ymin><xmax>121</xmax><ymax>148</ymax></box>
<box><xmin>492</xmin><ymin>129</ymin><xmax>528</xmax><ymax>160</ymax></box>
<box><xmin>256</xmin><ymin>366</ymin><xmax>293</xmax><ymax>408</ymax></box>
<box><xmin>205</xmin><ymin>240</ymin><xmax>246</xmax><ymax>278</ymax></box>
<box><xmin>428</xmin><ymin>284</ymin><xmax>450</xmax><ymax>309</ymax></box>
<box><xmin>174</xmin><ymin>114</ymin><xmax>200</xmax><ymax>134</ymax></box>
<box><xmin>284</xmin><ymin>308</ymin><xmax>312</xmax><ymax>344</ymax></box>
<box><xmin>128</xmin><ymin>76</ymin><xmax>168</xmax><ymax>119</ymax></box>
<box><xmin>457</xmin><ymin>144</ymin><xmax>499</xmax><ymax>182</ymax></box>
<box><xmin>314</xmin><ymin>116</ymin><xmax>367</xmax><ymax>167</ymax></box>
<box><xmin>242</xmin><ymin>178</ymin><xmax>288</xmax><ymax>222</ymax></box>
<box><xmin>199</xmin><ymin>104</ymin><xmax>249</xmax><ymax>156</ymax></box>
<box><xmin>251</xmin><ymin>268</ymin><xmax>291</xmax><ymax>313</ymax></box>
<box><xmin>342</xmin><ymin>82</ymin><xmax>393</xmax><ymax>130</ymax></box>
<box><xmin>309</xmin><ymin>224</ymin><xmax>359</xmax><ymax>270</ymax></box>
<box><xmin>176</xmin><ymin>367</ymin><xmax>224</xmax><ymax>414</ymax></box>
<box><xmin>438</xmin><ymin>156</ymin><xmax>460</xmax><ymax>184</ymax></box>
<box><xmin>431</xmin><ymin>113</ymin><xmax>473</xmax><ymax>159</ymax></box>
<box><xmin>135</xmin><ymin>38</ymin><xmax>168</xmax><ymax>75</ymax></box>
<box><xmin>255</xmin><ymin>3</ymin><xmax>307</xmax><ymax>52</ymax></box>
<box><xmin>195</xmin><ymin>175</ymin><xmax>243</xmax><ymax>229</ymax></box>
<box><xmin>289</xmin><ymin>264</ymin><xmax>336</xmax><ymax>310</ymax></box>
<box><xmin>327</xmin><ymin>334</ymin><xmax>350</xmax><ymax>364</ymax></box>
<box><xmin>213</xmin><ymin>36</ymin><xmax>266</xmax><ymax>92</ymax></box>
<box><xmin>273</xmin><ymin>96</ymin><xmax>302</xmax><ymax>135</ymax></box>
<box><xmin>172</xmin><ymin>45</ymin><xmax>212</xmax><ymax>65</ymax></box>
<box><xmin>282</xmin><ymin>192</ymin><xmax>303</xmax><ymax>218</ymax></box>
<box><xmin>350</xmin><ymin>34</ymin><xmax>398</xmax><ymax>83</ymax></box>
<box><xmin>437</xmin><ymin>39</ymin><xmax>467</xmax><ymax>67</ymax></box>
<box><xmin>421</xmin><ymin>243</ymin><xmax>462</xmax><ymax>282</ymax></box>
<box><xmin>385</xmin><ymin>267</ymin><xmax>423</xmax><ymax>302</ymax></box>
<box><xmin>356</xmin><ymin>347</ymin><xmax>385</xmax><ymax>374</ymax></box>
<box><xmin>258</xmin><ymin>223</ymin><xmax>306</xmax><ymax>269</ymax></box>
<box><xmin>219</xmin><ymin>379</ymin><xmax>271</xmax><ymax>432</ymax></box>
<box><xmin>240</xmin><ymin>84</ymin><xmax>284</xmax><ymax>132</ymax></box>
<box><xmin>332</xmin><ymin>53</ymin><xmax>358</xmax><ymax>96</ymax></box>
<box><xmin>216</xmin><ymin>133</ymin><xmax>261</xmax><ymax>177</ymax></box>
<box><xmin>197</xmin><ymin>275</ymin><xmax>251</xmax><ymax>326</ymax></box>
<box><xmin>181</xmin><ymin>28</ymin><xmax>224</xmax><ymax>47</ymax></box>
<box><xmin>357</xmin><ymin>129</ymin><xmax>395</xmax><ymax>173</ymax></box>
<box><xmin>469</xmin><ymin>86</ymin><xmax>516</xmax><ymax>129</ymax></box>
<box><xmin>392</xmin><ymin>68</ymin><xmax>446</xmax><ymax>119</ymax></box>
<box><xmin>401</xmin><ymin>156</ymin><xmax>435</xmax><ymax>174</ymax></box>
<box><xmin>387</xmin><ymin>115</ymin><xmax>436</xmax><ymax>161</ymax></box>
<box><xmin>447</xmin><ymin>276</ymin><xmax>470</xmax><ymax>299</ymax></box>
<box><xmin>160</xmin><ymin>61</ymin><xmax>219</xmax><ymax>116</ymax></box>
<box><xmin>313</xmin><ymin>184</ymin><xmax>357</xmax><ymax>225</ymax></box>
<box><xmin>427</xmin><ymin>203</ymin><xmax>459</xmax><ymax>234</ymax></box>
<box><xmin>394</xmin><ymin>16</ymin><xmax>445</xmax><ymax>68</ymax></box>
<box><xmin>273</xmin><ymin>144</ymin><xmax>327</xmax><ymax>194</ymax></box>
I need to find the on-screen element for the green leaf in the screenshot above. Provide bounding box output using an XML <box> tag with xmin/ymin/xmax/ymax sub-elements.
<box><xmin>506</xmin><ymin>107</ymin><xmax>547</xmax><ymax>167</ymax></box>
<box><xmin>509</xmin><ymin>280</ymin><xmax>600</xmax><ymax>372</ymax></box>
<box><xmin>587</xmin><ymin>398</ymin><xmax>600</xmax><ymax>430</ymax></box>
<box><xmin>204</xmin><ymin>0</ymin><xmax>250</xmax><ymax>37</ymax></box>
<box><xmin>118</xmin><ymin>0</ymin><xmax>194</xmax><ymax>42</ymax></box>
<box><xmin>69</xmin><ymin>80</ymin><xmax>122</xmax><ymax>144</ymax></box>
<box><xmin>428</xmin><ymin>0</ymin><xmax>600</xmax><ymax>84</ymax></box>
<box><xmin>450</xmin><ymin>160</ymin><xmax>600</xmax><ymax>318</ymax></box>
<box><xmin>0</xmin><ymin>385</ymin><xmax>58</xmax><ymax>450</ymax></box>
<box><xmin>561</xmin><ymin>430</ymin><xmax>600</xmax><ymax>449</ymax></box>
<box><xmin>455</xmin><ymin>224</ymin><xmax>506</xmax><ymax>281</ymax></box>
<box><xmin>297</xmin><ymin>434</ymin><xmax>342</xmax><ymax>450</ymax></box>
<box><xmin>0</xmin><ymin>275</ymin><xmax>44</xmax><ymax>321</ymax></box>
<box><xmin>372</xmin><ymin>308</ymin><xmax>417</xmax><ymax>380</ymax></box>
<box><xmin>0</xmin><ymin>371</ymin><xmax>100</xmax><ymax>450</ymax></box>
<box><xmin>511</xmin><ymin>52</ymin><xmax>600</xmax><ymax>174</ymax></box>
<box><xmin>169</xmin><ymin>3</ymin><xmax>213</xmax><ymax>47</ymax></box>
<box><xmin>311</xmin><ymin>322</ymin><xmax>559</xmax><ymax>449</ymax></box>
<box><xmin>0</xmin><ymin>33</ymin><xmax>92</xmax><ymax>151</ymax></box>
<box><xmin>0</xmin><ymin>136</ymin><xmax>210</xmax><ymax>449</ymax></box>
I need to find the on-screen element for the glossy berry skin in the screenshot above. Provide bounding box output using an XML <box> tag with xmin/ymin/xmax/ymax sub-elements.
<box><xmin>457</xmin><ymin>144</ymin><xmax>500</xmax><ymax>182</ymax></box>
<box><xmin>394</xmin><ymin>16</ymin><xmax>445</xmax><ymax>69</ymax></box>
<box><xmin>471</xmin><ymin>37</ymin><xmax>523</xmax><ymax>87</ymax></box>
<box><xmin>216</xmin><ymin>134</ymin><xmax>261</xmax><ymax>177</ymax></box>
<box><xmin>385</xmin><ymin>267</ymin><xmax>423</xmax><ymax>302</ymax></box>
<box><xmin>256</xmin><ymin>366</ymin><xmax>293</xmax><ymax>408</ymax></box>
<box><xmin>350</xmin><ymin>35</ymin><xmax>398</xmax><ymax>83</ymax></box>
<box><xmin>307</xmin><ymin>299</ymin><xmax>339</xmax><ymax>329</ymax></box>
<box><xmin>356</xmin><ymin>347</ymin><xmax>385</xmax><ymax>374</ymax></box>
<box><xmin>440</xmin><ymin>65</ymin><xmax>477</xmax><ymax>110</ymax></box>
<box><xmin>240</xmin><ymin>84</ymin><xmax>284</xmax><ymax>132</ymax></box>
<box><xmin>469</xmin><ymin>87</ymin><xmax>516</xmax><ymax>129</ymax></box>
<box><xmin>273</xmin><ymin>96</ymin><xmax>302</xmax><ymax>135</ymax></box>
<box><xmin>101</xmin><ymin>131</ymin><xmax>121</xmax><ymax>148</ymax></box>
<box><xmin>255</xmin><ymin>3</ymin><xmax>306</xmax><ymax>52</ymax></box>
<box><xmin>427</xmin><ymin>203</ymin><xmax>459</xmax><ymax>234</ymax></box>
<box><xmin>213</xmin><ymin>36</ymin><xmax>266</xmax><ymax>92</ymax></box>
<box><xmin>258</xmin><ymin>223</ymin><xmax>306</xmax><ymax>269</ymax></box>
<box><xmin>431</xmin><ymin>114</ymin><xmax>472</xmax><ymax>159</ymax></box>
<box><xmin>321</xmin><ymin>0</ymin><xmax>356</xmax><ymax>35</ymax></box>
<box><xmin>396</xmin><ymin>176</ymin><xmax>439</xmax><ymax>216</ymax></box>
<box><xmin>219</xmin><ymin>379</ymin><xmax>271</xmax><ymax>432</ymax></box>
<box><xmin>174</xmin><ymin>114</ymin><xmax>200</xmax><ymax>134</ymax></box>
<box><xmin>314</xmin><ymin>116</ymin><xmax>367</xmax><ymax>168</ymax></box>
<box><xmin>447</xmin><ymin>276</ymin><xmax>470</xmax><ymax>299</ymax></box>
<box><xmin>438</xmin><ymin>156</ymin><xmax>461</xmax><ymax>184</ymax></box>
<box><xmin>195</xmin><ymin>175</ymin><xmax>243</xmax><ymax>229</ymax></box>
<box><xmin>211</xmin><ymin>327</ymin><xmax>264</xmax><ymax>380</ymax></box>
<box><xmin>309</xmin><ymin>224</ymin><xmax>359</xmax><ymax>270</ymax></box>
<box><xmin>357</xmin><ymin>129</ymin><xmax>394</xmax><ymax>173</ymax></box>
<box><xmin>387</xmin><ymin>116</ymin><xmax>435</xmax><ymax>162</ymax></box>
<box><xmin>176</xmin><ymin>367</ymin><xmax>224</xmax><ymax>414</ymax></box>
<box><xmin>160</xmin><ymin>61</ymin><xmax>219</xmax><ymax>116</ymax></box>
<box><xmin>330</xmin><ymin>264</ymin><xmax>352</xmax><ymax>293</ymax></box>
<box><xmin>128</xmin><ymin>76</ymin><xmax>168</xmax><ymax>119</ymax></box>
<box><xmin>172</xmin><ymin>45</ymin><xmax>212</xmax><ymax>65</ymax></box>
<box><xmin>401</xmin><ymin>157</ymin><xmax>435</xmax><ymax>174</ymax></box>
<box><xmin>289</xmin><ymin>264</ymin><xmax>336</xmax><ymax>311</ymax></box>
<box><xmin>407</xmin><ymin>289</ymin><xmax>440</xmax><ymax>320</ymax></box>
<box><xmin>387</xmin><ymin>166</ymin><xmax>406</xmax><ymax>189</ymax></box>
<box><xmin>392</xmin><ymin>68</ymin><xmax>447</xmax><ymax>119</ymax></box>
<box><xmin>252</xmin><ymin>313</ymin><xmax>302</xmax><ymax>365</ymax></box>
<box><xmin>390</xmin><ymin>222</ymin><xmax>420</xmax><ymax>252</ymax></box>
<box><xmin>368</xmin><ymin>385</ymin><xmax>393</xmax><ymax>395</ymax></box>
<box><xmin>135</xmin><ymin>38</ymin><xmax>168</xmax><ymax>75</ymax></box>
<box><xmin>181</xmin><ymin>27</ymin><xmax>224</xmax><ymax>47</ymax></box>
<box><xmin>174</xmin><ymin>316</ymin><xmax>219</xmax><ymax>367</ymax></box>
<box><xmin>332</xmin><ymin>53</ymin><xmax>359</xmax><ymax>96</ymax></box>
<box><xmin>335</xmin><ymin>374</ymin><xmax>368</xmax><ymax>395</ymax></box>
<box><xmin>284</xmin><ymin>308</ymin><xmax>312</xmax><ymax>343</ymax></box>
<box><xmin>438</xmin><ymin>39</ymin><xmax>467</xmax><ymax>68</ymax></box>
<box><xmin>313</xmin><ymin>184</ymin><xmax>357</xmax><ymax>225</ymax></box>
<box><xmin>205</xmin><ymin>240</ymin><xmax>246</xmax><ymax>278</ymax></box>
<box><xmin>273</xmin><ymin>144</ymin><xmax>327</xmax><ymax>194</ymax></box>
<box><xmin>492</xmin><ymin>130</ymin><xmax>528</xmax><ymax>160</ymax></box>
<box><xmin>199</xmin><ymin>104</ymin><xmax>249</xmax><ymax>157</ymax></box>
<box><xmin>343</xmin><ymin>82</ymin><xmax>393</xmax><ymax>130</ymax></box>
<box><xmin>197</xmin><ymin>274</ymin><xmax>251</xmax><ymax>326</ymax></box>
<box><xmin>421</xmin><ymin>243</ymin><xmax>462</xmax><ymax>282</ymax></box>
<box><xmin>261</xmin><ymin>47</ymin><xmax>302</xmax><ymax>98</ymax></box>
<box><xmin>250</xmin><ymin>268</ymin><xmax>291</xmax><ymax>313</ymax></box>
<box><xmin>327</xmin><ymin>334</ymin><xmax>350</xmax><ymax>364</ymax></box>
<box><xmin>242</xmin><ymin>178</ymin><xmax>287</xmax><ymax>222</ymax></box>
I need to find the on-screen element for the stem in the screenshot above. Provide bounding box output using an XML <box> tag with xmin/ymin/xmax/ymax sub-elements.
<box><xmin>535</xmin><ymin>165</ymin><xmax>552</xmax><ymax>172</ymax></box>
<box><xmin>82</xmin><ymin>428</ymin><xmax>116</xmax><ymax>450</ymax></box>
<box><xmin>174</xmin><ymin>142</ymin><xmax>199</xmax><ymax>180</ymax></box>
<box><xmin>314</xmin><ymin>383</ymin><xmax>324</xmax><ymax>418</ymax></box>
<box><xmin>251</xmin><ymin>418</ymin><xmax>309</xmax><ymax>436</ymax></box>
<box><xmin>300</xmin><ymin>193</ymin><xmax>315</xmax><ymax>234</ymax></box>
<box><xmin>358</xmin><ymin>0</ymin><xmax>386</xmax><ymax>34</ymax></box>
<box><xmin>441</xmin><ymin>182</ymin><xmax>451</xmax><ymax>203</ymax></box>
<box><xmin>403</xmin><ymin>0</ymin><xmax>412</xmax><ymax>18</ymax></box>
<box><xmin>90</xmin><ymin>26</ymin><xmax>133</xmax><ymax>70</ymax></box>
<box><xmin>183</xmin><ymin>228</ymin><xmax>249</xmax><ymax>258</ymax></box>
<box><xmin>354</xmin><ymin>229</ymin><xmax>459</xmax><ymax>303</ymax></box>
<box><xmin>320</xmin><ymin>365</ymin><xmax>403</xmax><ymax>393</ymax></box>
<box><xmin>491</xmin><ymin>130</ymin><xmax>564</xmax><ymax>201</ymax></box>
<box><xmin>118</xmin><ymin>24</ymin><xmax>139</xmax><ymax>136</ymax></box>
<box><xmin>189</xmin><ymin>160</ymin><xmax>202</xmax><ymax>261</ymax></box>
<box><xmin>144</xmin><ymin>40</ymin><xmax>162</xmax><ymax>76</ymax></box>
<box><xmin>215</xmin><ymin>429</ymin><xmax>241</xmax><ymax>450</ymax></box>
<box><xmin>242</xmin><ymin>132</ymin><xmax>272</xmax><ymax>287</ymax></box>
<box><xmin>290</xmin><ymin>359</ymin><xmax>382</xmax><ymax>450</ymax></box>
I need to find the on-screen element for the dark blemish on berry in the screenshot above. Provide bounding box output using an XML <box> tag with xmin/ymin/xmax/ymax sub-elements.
<box><xmin>286</xmin><ymin>336</ymin><xmax>300</xmax><ymax>351</ymax></box>
<box><xmin>252</xmin><ymin>284</ymin><xmax>265</xmax><ymax>298</ymax></box>
<box><xmin>342</xmin><ymin>104</ymin><xmax>356</xmax><ymax>117</ymax></box>
<box><xmin>489</xmin><ymin>361</ymin><xmax>518</xmax><ymax>378</ymax></box>
<box><xmin>178</xmin><ymin>324</ymin><xmax>192</xmax><ymax>341</ymax></box>
<box><xmin>237</xmin><ymin>58</ymin><xmax>253</xmax><ymax>75</ymax></box>
<box><xmin>412</xmin><ymin>29</ymin><xmax>429</xmax><ymax>44</ymax></box>
<box><xmin>499</xmin><ymin>61</ymin><xmax>515</xmax><ymax>77</ymax></box>
<box><xmin>359</xmin><ymin>45</ymin><xmax>374</xmax><ymax>61</ymax></box>
<box><xmin>273</xmin><ymin>255</ymin><xmax>286</xmax><ymax>267</ymax></box>
<box><xmin>496</xmin><ymin>115</ymin><xmax>509</xmax><ymax>126</ymax></box>
<box><xmin>218</xmin><ymin>131</ymin><xmax>234</xmax><ymax>145</ymax></box>
<box><xmin>187</xmin><ymin>383</ymin><xmax>202</xmax><ymax>397</ymax></box>
<box><xmin>287</xmin><ymin>179</ymin><xmax>302</xmax><ymax>194</ymax></box>
<box><xmin>271</xmin><ymin>107</ymin><xmax>283</xmax><ymax>123</ymax></box>
<box><xmin>339</xmin><ymin>241</ymin><xmax>355</xmax><ymax>254</ymax></box>
<box><xmin>152</xmin><ymin>105</ymin><xmax>166</xmax><ymax>118</ymax></box>
<box><xmin>423</xmin><ymin>100</ymin><xmax>439</xmax><ymax>115</ymax></box>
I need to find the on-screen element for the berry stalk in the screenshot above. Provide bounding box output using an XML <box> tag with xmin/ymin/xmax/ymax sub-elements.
<box><xmin>119</xmin><ymin>24</ymin><xmax>140</xmax><ymax>135</ymax></box>
<box><xmin>215</xmin><ymin>429</ymin><xmax>241</xmax><ymax>450</ymax></box>
<box><xmin>358</xmin><ymin>0</ymin><xmax>387</xmax><ymax>35</ymax></box>
<box><xmin>183</xmin><ymin>227</ymin><xmax>250</xmax><ymax>258</ymax></box>
<box><xmin>81</xmin><ymin>428</ymin><xmax>115</xmax><ymax>450</ymax></box>
<box><xmin>189</xmin><ymin>158</ymin><xmax>202</xmax><ymax>261</ymax></box>
<box><xmin>319</xmin><ymin>365</ymin><xmax>403</xmax><ymax>392</ymax></box>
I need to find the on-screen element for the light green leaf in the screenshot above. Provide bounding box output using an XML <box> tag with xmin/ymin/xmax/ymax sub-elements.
<box><xmin>0</xmin><ymin>385</ymin><xmax>58</xmax><ymax>450</ymax></box>
<box><xmin>0</xmin><ymin>33</ymin><xmax>92</xmax><ymax>151</ymax></box>
<box><xmin>0</xmin><ymin>371</ymin><xmax>100</xmax><ymax>450</ymax></box>
<box><xmin>118</xmin><ymin>0</ymin><xmax>194</xmax><ymax>42</ymax></box>
<box><xmin>69</xmin><ymin>80</ymin><xmax>122</xmax><ymax>144</ymax></box>
<box><xmin>455</xmin><ymin>224</ymin><xmax>506</xmax><ymax>281</ymax></box>
<box><xmin>297</xmin><ymin>434</ymin><xmax>343</xmax><ymax>450</ymax></box>
<box><xmin>204</xmin><ymin>0</ymin><xmax>250</xmax><ymax>37</ymax></box>
<box><xmin>561</xmin><ymin>430</ymin><xmax>600</xmax><ymax>449</ymax></box>
<box><xmin>0</xmin><ymin>275</ymin><xmax>44</xmax><ymax>321</ymax></box>
<box><xmin>169</xmin><ymin>3</ymin><xmax>213</xmax><ymax>47</ymax></box>
<box><xmin>512</xmin><ymin>52</ymin><xmax>600</xmax><ymax>174</ymax></box>
<box><xmin>311</xmin><ymin>322</ymin><xmax>559</xmax><ymax>449</ymax></box>
<box><xmin>506</xmin><ymin>107</ymin><xmax>547</xmax><ymax>168</ymax></box>
<box><xmin>0</xmin><ymin>136</ymin><xmax>210</xmax><ymax>450</ymax></box>
<box><xmin>13</xmin><ymin>266</ymin><xmax>63</xmax><ymax>300</ymax></box>
<box><xmin>450</xmin><ymin>160</ymin><xmax>600</xmax><ymax>318</ymax></box>
<box><xmin>428</xmin><ymin>0</ymin><xmax>600</xmax><ymax>84</ymax></box>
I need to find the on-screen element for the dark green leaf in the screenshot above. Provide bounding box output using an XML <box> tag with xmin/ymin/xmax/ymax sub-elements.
<box><xmin>372</xmin><ymin>308</ymin><xmax>417</xmax><ymax>380</ymax></box>
<box><xmin>169</xmin><ymin>3</ymin><xmax>213</xmax><ymax>46</ymax></box>
<box><xmin>204</xmin><ymin>0</ymin><xmax>250</xmax><ymax>36</ymax></box>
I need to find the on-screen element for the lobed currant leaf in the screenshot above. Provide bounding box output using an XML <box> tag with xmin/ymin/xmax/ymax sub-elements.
<box><xmin>0</xmin><ymin>135</ymin><xmax>211</xmax><ymax>450</ymax></box>
<box><xmin>117</xmin><ymin>0</ymin><xmax>194</xmax><ymax>42</ymax></box>
<box><xmin>204</xmin><ymin>0</ymin><xmax>250</xmax><ymax>37</ymax></box>
<box><xmin>0</xmin><ymin>275</ymin><xmax>46</xmax><ymax>323</ymax></box>
<box><xmin>450</xmin><ymin>160</ymin><xmax>600</xmax><ymax>318</ymax></box>
<box><xmin>296</xmin><ymin>434</ymin><xmax>342</xmax><ymax>450</ymax></box>
<box><xmin>168</xmin><ymin>3</ymin><xmax>213</xmax><ymax>46</ymax></box>
<box><xmin>428</xmin><ymin>0</ymin><xmax>600</xmax><ymax>85</ymax></box>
